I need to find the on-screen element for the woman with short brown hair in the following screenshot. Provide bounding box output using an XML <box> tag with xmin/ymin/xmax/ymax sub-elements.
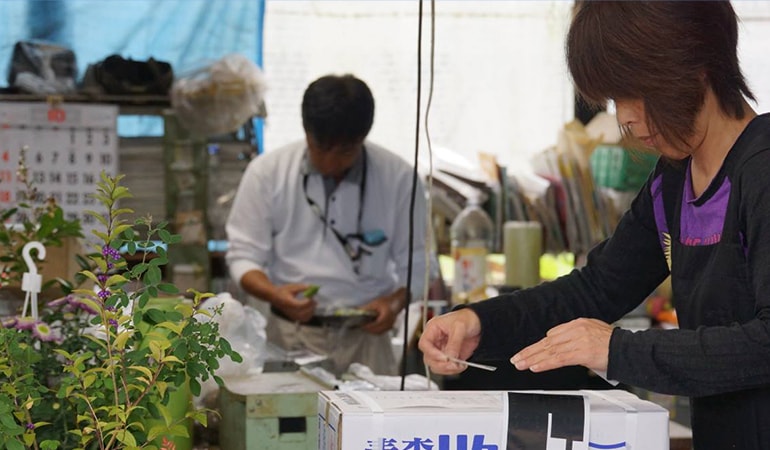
<box><xmin>421</xmin><ymin>2</ymin><xmax>770</xmax><ymax>448</ymax></box>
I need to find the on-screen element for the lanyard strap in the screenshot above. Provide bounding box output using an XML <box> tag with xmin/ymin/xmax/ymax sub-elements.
<box><xmin>302</xmin><ymin>147</ymin><xmax>368</xmax><ymax>260</ymax></box>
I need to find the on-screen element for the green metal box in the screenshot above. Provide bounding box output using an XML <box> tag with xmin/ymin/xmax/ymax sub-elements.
<box><xmin>219</xmin><ymin>372</ymin><xmax>328</xmax><ymax>450</ymax></box>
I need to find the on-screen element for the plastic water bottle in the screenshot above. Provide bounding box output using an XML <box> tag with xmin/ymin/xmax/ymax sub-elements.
<box><xmin>450</xmin><ymin>194</ymin><xmax>494</xmax><ymax>305</ymax></box>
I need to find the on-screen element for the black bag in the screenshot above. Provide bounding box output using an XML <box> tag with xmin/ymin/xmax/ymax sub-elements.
<box><xmin>82</xmin><ymin>54</ymin><xmax>174</xmax><ymax>96</ymax></box>
<box><xmin>8</xmin><ymin>40</ymin><xmax>78</xmax><ymax>94</ymax></box>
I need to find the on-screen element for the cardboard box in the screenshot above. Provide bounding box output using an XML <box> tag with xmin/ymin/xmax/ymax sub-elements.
<box><xmin>318</xmin><ymin>389</ymin><xmax>669</xmax><ymax>450</ymax></box>
<box><xmin>40</xmin><ymin>236</ymin><xmax>83</xmax><ymax>286</ymax></box>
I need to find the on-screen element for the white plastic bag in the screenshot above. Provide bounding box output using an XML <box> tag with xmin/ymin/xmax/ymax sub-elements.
<box><xmin>171</xmin><ymin>54</ymin><xmax>267</xmax><ymax>137</ymax></box>
<box><xmin>195</xmin><ymin>292</ymin><xmax>268</xmax><ymax>405</ymax></box>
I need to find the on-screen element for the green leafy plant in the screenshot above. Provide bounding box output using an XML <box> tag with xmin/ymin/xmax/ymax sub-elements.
<box><xmin>0</xmin><ymin>147</ymin><xmax>82</xmax><ymax>289</ymax></box>
<box><xmin>0</xmin><ymin>172</ymin><xmax>242</xmax><ymax>450</ymax></box>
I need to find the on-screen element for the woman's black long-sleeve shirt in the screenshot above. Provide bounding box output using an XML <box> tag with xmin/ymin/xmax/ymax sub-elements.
<box><xmin>468</xmin><ymin>114</ymin><xmax>770</xmax><ymax>449</ymax></box>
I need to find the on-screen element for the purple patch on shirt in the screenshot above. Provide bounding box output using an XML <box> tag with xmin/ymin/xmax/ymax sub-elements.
<box><xmin>651</xmin><ymin>174</ymin><xmax>668</xmax><ymax>249</ymax></box>
<box><xmin>679</xmin><ymin>165</ymin><xmax>730</xmax><ymax>246</ymax></box>
<box><xmin>740</xmin><ymin>231</ymin><xmax>748</xmax><ymax>258</ymax></box>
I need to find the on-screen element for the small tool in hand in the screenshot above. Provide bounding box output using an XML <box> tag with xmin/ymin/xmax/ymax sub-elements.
<box><xmin>444</xmin><ymin>354</ymin><xmax>497</xmax><ymax>372</ymax></box>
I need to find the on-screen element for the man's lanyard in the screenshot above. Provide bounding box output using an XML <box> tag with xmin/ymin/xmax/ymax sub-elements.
<box><xmin>302</xmin><ymin>148</ymin><xmax>370</xmax><ymax>262</ymax></box>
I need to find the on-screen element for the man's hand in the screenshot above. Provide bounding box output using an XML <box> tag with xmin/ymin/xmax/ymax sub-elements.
<box><xmin>360</xmin><ymin>288</ymin><xmax>406</xmax><ymax>335</ymax></box>
<box><xmin>511</xmin><ymin>318</ymin><xmax>613</xmax><ymax>373</ymax></box>
<box><xmin>270</xmin><ymin>283</ymin><xmax>317</xmax><ymax>323</ymax></box>
<box><xmin>418</xmin><ymin>308</ymin><xmax>482</xmax><ymax>375</ymax></box>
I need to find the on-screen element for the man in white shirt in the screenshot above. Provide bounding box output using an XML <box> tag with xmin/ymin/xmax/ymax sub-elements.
<box><xmin>226</xmin><ymin>74</ymin><xmax>434</xmax><ymax>375</ymax></box>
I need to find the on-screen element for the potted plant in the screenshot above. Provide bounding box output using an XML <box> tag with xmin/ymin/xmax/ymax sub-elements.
<box><xmin>0</xmin><ymin>147</ymin><xmax>83</xmax><ymax>314</ymax></box>
<box><xmin>0</xmin><ymin>172</ymin><xmax>242</xmax><ymax>449</ymax></box>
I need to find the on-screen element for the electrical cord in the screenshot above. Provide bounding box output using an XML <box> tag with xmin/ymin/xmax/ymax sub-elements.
<box><xmin>421</xmin><ymin>0</ymin><xmax>437</xmax><ymax>388</ymax></box>
<box><xmin>400</xmin><ymin>0</ymin><xmax>423</xmax><ymax>391</ymax></box>
<box><xmin>400</xmin><ymin>0</ymin><xmax>437</xmax><ymax>391</ymax></box>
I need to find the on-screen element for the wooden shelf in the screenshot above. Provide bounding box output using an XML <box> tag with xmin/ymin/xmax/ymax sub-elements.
<box><xmin>0</xmin><ymin>93</ymin><xmax>171</xmax><ymax>115</ymax></box>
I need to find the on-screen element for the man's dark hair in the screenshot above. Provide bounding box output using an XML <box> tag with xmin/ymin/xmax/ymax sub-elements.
<box><xmin>301</xmin><ymin>74</ymin><xmax>375</xmax><ymax>150</ymax></box>
<box><xmin>567</xmin><ymin>1</ymin><xmax>755</xmax><ymax>149</ymax></box>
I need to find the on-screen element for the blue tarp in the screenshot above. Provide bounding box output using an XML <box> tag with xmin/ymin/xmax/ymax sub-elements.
<box><xmin>0</xmin><ymin>0</ymin><xmax>264</xmax><ymax>142</ymax></box>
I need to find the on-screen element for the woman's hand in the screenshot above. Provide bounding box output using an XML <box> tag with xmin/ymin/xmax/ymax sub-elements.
<box><xmin>511</xmin><ymin>318</ymin><xmax>613</xmax><ymax>373</ymax></box>
<box><xmin>418</xmin><ymin>308</ymin><xmax>482</xmax><ymax>375</ymax></box>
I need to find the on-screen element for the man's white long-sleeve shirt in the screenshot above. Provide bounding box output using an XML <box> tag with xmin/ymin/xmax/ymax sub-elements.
<box><xmin>226</xmin><ymin>140</ymin><xmax>432</xmax><ymax>307</ymax></box>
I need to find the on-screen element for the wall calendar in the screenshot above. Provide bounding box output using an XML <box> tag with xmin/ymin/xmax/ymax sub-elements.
<box><xmin>0</xmin><ymin>101</ymin><xmax>118</xmax><ymax>230</ymax></box>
